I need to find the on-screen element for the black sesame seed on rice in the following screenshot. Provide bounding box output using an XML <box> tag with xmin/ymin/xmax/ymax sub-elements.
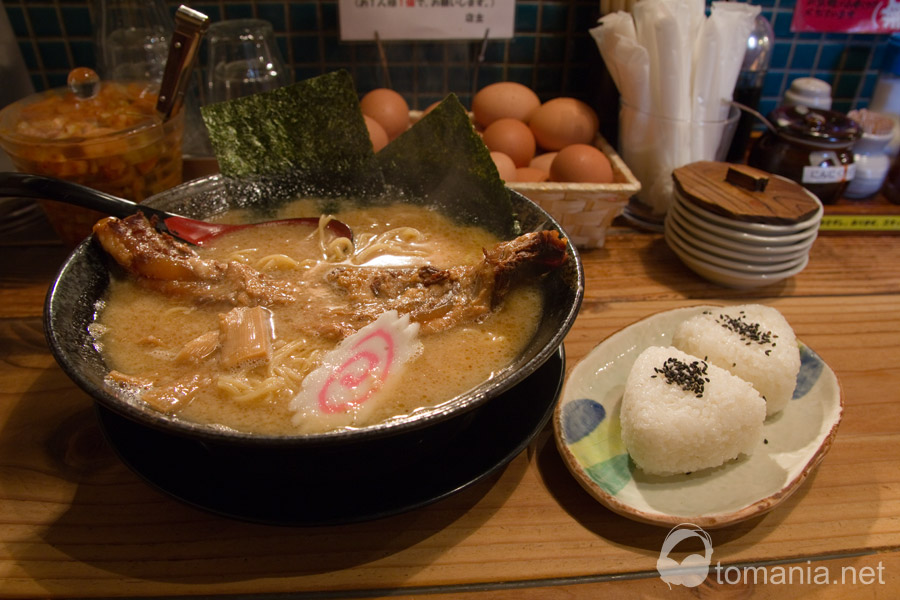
<box><xmin>655</xmin><ymin>357</ymin><xmax>709</xmax><ymax>396</ymax></box>
<box><xmin>715</xmin><ymin>312</ymin><xmax>777</xmax><ymax>349</ymax></box>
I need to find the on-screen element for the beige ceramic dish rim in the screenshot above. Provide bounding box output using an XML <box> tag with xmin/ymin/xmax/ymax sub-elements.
<box><xmin>674</xmin><ymin>194</ymin><xmax>821</xmax><ymax>243</ymax></box>
<box><xmin>666</xmin><ymin>234</ymin><xmax>810</xmax><ymax>288</ymax></box>
<box><xmin>673</xmin><ymin>178</ymin><xmax>823</xmax><ymax>235</ymax></box>
<box><xmin>667</xmin><ymin>206</ymin><xmax>817</xmax><ymax>257</ymax></box>
<box><xmin>672</xmin><ymin>199</ymin><xmax>819</xmax><ymax>247</ymax></box>
<box><xmin>665</xmin><ymin>213</ymin><xmax>811</xmax><ymax>264</ymax></box>
<box><xmin>553</xmin><ymin>305</ymin><xmax>844</xmax><ymax>529</ymax></box>
<box><xmin>665</xmin><ymin>224</ymin><xmax>808</xmax><ymax>273</ymax></box>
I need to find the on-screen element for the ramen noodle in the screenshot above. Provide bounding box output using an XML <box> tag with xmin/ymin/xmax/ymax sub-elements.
<box><xmin>91</xmin><ymin>200</ymin><xmax>546</xmax><ymax>435</ymax></box>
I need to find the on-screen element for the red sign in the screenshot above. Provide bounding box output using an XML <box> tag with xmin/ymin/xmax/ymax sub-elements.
<box><xmin>791</xmin><ymin>0</ymin><xmax>900</xmax><ymax>33</ymax></box>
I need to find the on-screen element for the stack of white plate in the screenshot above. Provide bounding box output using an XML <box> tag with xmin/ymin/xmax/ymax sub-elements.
<box><xmin>664</xmin><ymin>177</ymin><xmax>823</xmax><ymax>289</ymax></box>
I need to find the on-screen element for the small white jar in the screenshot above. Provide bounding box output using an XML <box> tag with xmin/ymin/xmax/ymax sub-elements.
<box><xmin>844</xmin><ymin>129</ymin><xmax>894</xmax><ymax>198</ymax></box>
<box><xmin>845</xmin><ymin>109</ymin><xmax>895</xmax><ymax>199</ymax></box>
<box><xmin>784</xmin><ymin>77</ymin><xmax>833</xmax><ymax>110</ymax></box>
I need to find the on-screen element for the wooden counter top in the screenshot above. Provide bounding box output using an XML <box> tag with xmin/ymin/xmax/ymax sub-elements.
<box><xmin>1</xmin><ymin>209</ymin><xmax>898</xmax><ymax>598</ymax></box>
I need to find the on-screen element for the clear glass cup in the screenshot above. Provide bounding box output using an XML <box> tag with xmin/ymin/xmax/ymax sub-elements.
<box><xmin>619</xmin><ymin>102</ymin><xmax>740</xmax><ymax>224</ymax></box>
<box><xmin>93</xmin><ymin>0</ymin><xmax>172</xmax><ymax>83</ymax></box>
<box><xmin>205</xmin><ymin>19</ymin><xmax>292</xmax><ymax>104</ymax></box>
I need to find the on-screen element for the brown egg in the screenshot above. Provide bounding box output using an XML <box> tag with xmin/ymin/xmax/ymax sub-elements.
<box><xmin>529</xmin><ymin>152</ymin><xmax>557</xmax><ymax>172</ymax></box>
<box><xmin>360</xmin><ymin>88</ymin><xmax>410</xmax><ymax>140</ymax></box>
<box><xmin>515</xmin><ymin>166</ymin><xmax>549</xmax><ymax>183</ymax></box>
<box><xmin>363</xmin><ymin>115</ymin><xmax>389</xmax><ymax>152</ymax></box>
<box><xmin>472</xmin><ymin>82</ymin><xmax>541</xmax><ymax>128</ymax></box>
<box><xmin>549</xmin><ymin>144</ymin><xmax>614</xmax><ymax>183</ymax></box>
<box><xmin>490</xmin><ymin>151</ymin><xmax>517</xmax><ymax>182</ymax></box>
<box><xmin>482</xmin><ymin>118</ymin><xmax>536</xmax><ymax>167</ymax></box>
<box><xmin>529</xmin><ymin>98</ymin><xmax>599</xmax><ymax>151</ymax></box>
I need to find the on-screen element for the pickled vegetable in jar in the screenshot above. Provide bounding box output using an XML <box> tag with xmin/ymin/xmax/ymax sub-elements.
<box><xmin>747</xmin><ymin>105</ymin><xmax>860</xmax><ymax>204</ymax></box>
<box><xmin>0</xmin><ymin>68</ymin><xmax>184</xmax><ymax>245</ymax></box>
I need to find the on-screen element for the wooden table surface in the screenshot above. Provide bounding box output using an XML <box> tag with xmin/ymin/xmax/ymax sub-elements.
<box><xmin>1</xmin><ymin>205</ymin><xmax>898</xmax><ymax>599</ymax></box>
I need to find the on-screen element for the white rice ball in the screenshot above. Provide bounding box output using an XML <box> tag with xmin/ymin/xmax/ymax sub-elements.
<box><xmin>620</xmin><ymin>346</ymin><xmax>766</xmax><ymax>476</ymax></box>
<box><xmin>673</xmin><ymin>305</ymin><xmax>800</xmax><ymax>417</ymax></box>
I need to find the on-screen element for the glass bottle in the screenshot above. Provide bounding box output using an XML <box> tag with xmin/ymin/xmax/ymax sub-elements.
<box><xmin>725</xmin><ymin>13</ymin><xmax>774</xmax><ymax>163</ymax></box>
<box><xmin>869</xmin><ymin>33</ymin><xmax>900</xmax><ymax>157</ymax></box>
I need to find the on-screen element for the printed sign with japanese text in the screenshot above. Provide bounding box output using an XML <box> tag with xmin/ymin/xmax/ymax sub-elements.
<box><xmin>339</xmin><ymin>0</ymin><xmax>515</xmax><ymax>41</ymax></box>
<box><xmin>791</xmin><ymin>0</ymin><xmax>900</xmax><ymax>33</ymax></box>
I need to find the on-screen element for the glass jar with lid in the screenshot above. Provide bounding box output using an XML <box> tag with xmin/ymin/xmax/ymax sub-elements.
<box><xmin>747</xmin><ymin>104</ymin><xmax>860</xmax><ymax>204</ymax></box>
<box><xmin>0</xmin><ymin>68</ymin><xmax>184</xmax><ymax>245</ymax></box>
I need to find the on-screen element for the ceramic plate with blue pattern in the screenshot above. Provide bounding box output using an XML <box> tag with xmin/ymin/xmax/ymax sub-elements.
<box><xmin>553</xmin><ymin>305</ymin><xmax>842</xmax><ymax>529</ymax></box>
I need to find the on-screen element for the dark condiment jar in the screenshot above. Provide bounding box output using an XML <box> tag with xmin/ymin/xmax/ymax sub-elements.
<box><xmin>747</xmin><ymin>105</ymin><xmax>860</xmax><ymax>204</ymax></box>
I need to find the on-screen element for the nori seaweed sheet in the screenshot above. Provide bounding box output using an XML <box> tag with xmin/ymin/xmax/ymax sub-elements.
<box><xmin>201</xmin><ymin>73</ymin><xmax>517</xmax><ymax>237</ymax></box>
<box><xmin>201</xmin><ymin>70</ymin><xmax>384</xmax><ymax>198</ymax></box>
<box><xmin>374</xmin><ymin>94</ymin><xmax>518</xmax><ymax>238</ymax></box>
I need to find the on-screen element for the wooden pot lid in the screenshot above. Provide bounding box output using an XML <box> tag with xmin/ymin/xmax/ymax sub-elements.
<box><xmin>672</xmin><ymin>161</ymin><xmax>820</xmax><ymax>225</ymax></box>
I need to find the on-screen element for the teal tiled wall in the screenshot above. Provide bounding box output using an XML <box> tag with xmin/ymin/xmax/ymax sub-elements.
<box><xmin>2</xmin><ymin>0</ymin><xmax>892</xmax><ymax>122</ymax></box>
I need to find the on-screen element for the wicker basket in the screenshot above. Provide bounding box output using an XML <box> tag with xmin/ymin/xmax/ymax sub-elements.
<box><xmin>408</xmin><ymin>110</ymin><xmax>640</xmax><ymax>249</ymax></box>
<box><xmin>509</xmin><ymin>135</ymin><xmax>640</xmax><ymax>249</ymax></box>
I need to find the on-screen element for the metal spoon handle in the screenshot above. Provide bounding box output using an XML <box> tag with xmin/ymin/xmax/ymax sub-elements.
<box><xmin>156</xmin><ymin>5</ymin><xmax>210</xmax><ymax>120</ymax></box>
<box><xmin>729</xmin><ymin>100</ymin><xmax>777</xmax><ymax>134</ymax></box>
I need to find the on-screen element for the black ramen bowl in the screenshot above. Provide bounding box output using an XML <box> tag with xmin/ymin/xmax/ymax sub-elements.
<box><xmin>44</xmin><ymin>174</ymin><xmax>583</xmax><ymax>511</ymax></box>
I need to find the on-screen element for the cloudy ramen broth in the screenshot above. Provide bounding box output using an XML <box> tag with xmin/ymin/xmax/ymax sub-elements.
<box><xmin>92</xmin><ymin>200</ymin><xmax>544</xmax><ymax>435</ymax></box>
